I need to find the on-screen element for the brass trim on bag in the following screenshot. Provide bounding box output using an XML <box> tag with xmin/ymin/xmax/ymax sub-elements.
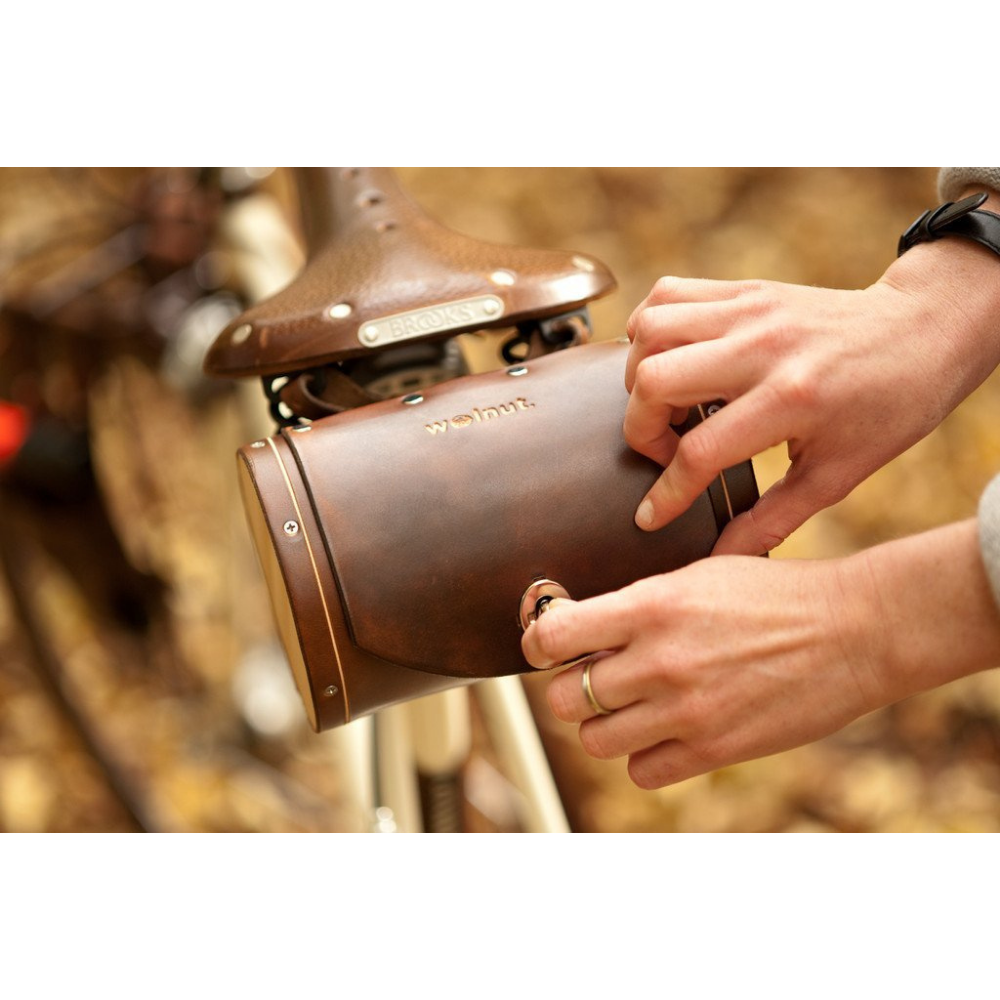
<box><xmin>267</xmin><ymin>438</ymin><xmax>351</xmax><ymax>722</ymax></box>
<box><xmin>716</xmin><ymin>468</ymin><xmax>735</xmax><ymax>522</ymax></box>
<box><xmin>239</xmin><ymin>460</ymin><xmax>321</xmax><ymax>730</ymax></box>
<box><xmin>696</xmin><ymin>403</ymin><xmax>737</xmax><ymax>532</ymax></box>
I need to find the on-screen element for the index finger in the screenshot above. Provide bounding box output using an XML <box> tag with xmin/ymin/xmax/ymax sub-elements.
<box><xmin>626</xmin><ymin>276</ymin><xmax>749</xmax><ymax>339</ymax></box>
<box><xmin>624</xmin><ymin>341</ymin><xmax>756</xmax><ymax>463</ymax></box>
<box><xmin>521</xmin><ymin>591</ymin><xmax>637</xmax><ymax>670</ymax></box>
<box><xmin>635</xmin><ymin>387</ymin><xmax>788</xmax><ymax>531</ymax></box>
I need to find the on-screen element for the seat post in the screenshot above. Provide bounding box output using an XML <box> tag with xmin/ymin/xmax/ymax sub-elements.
<box><xmin>292</xmin><ymin>167</ymin><xmax>419</xmax><ymax>256</ymax></box>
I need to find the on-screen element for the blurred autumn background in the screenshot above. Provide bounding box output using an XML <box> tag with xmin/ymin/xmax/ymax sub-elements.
<box><xmin>3</xmin><ymin>166</ymin><xmax>999</xmax><ymax>833</ymax></box>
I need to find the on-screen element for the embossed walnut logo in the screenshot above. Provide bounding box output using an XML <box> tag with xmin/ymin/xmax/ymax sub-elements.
<box><xmin>424</xmin><ymin>397</ymin><xmax>535</xmax><ymax>435</ymax></box>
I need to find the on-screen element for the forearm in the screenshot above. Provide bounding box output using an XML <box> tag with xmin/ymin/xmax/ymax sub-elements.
<box><xmin>846</xmin><ymin>519</ymin><xmax>1000</xmax><ymax>709</ymax></box>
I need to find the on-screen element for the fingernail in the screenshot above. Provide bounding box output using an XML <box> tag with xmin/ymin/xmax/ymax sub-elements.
<box><xmin>635</xmin><ymin>498</ymin><xmax>654</xmax><ymax>529</ymax></box>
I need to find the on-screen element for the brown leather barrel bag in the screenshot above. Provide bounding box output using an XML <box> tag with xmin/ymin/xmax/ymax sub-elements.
<box><xmin>237</xmin><ymin>338</ymin><xmax>759</xmax><ymax>732</ymax></box>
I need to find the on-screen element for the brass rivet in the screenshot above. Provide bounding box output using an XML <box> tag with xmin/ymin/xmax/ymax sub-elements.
<box><xmin>290</xmin><ymin>424</ymin><xmax>312</xmax><ymax>433</ymax></box>
<box><xmin>231</xmin><ymin>323</ymin><xmax>253</xmax><ymax>344</ymax></box>
<box><xmin>483</xmin><ymin>300</ymin><xmax>500</xmax><ymax>315</ymax></box>
<box><xmin>324</xmin><ymin>685</ymin><xmax>339</xmax><ymax>698</ymax></box>
<box><xmin>401</xmin><ymin>394</ymin><xmax>423</xmax><ymax>405</ymax></box>
<box><xmin>361</xmin><ymin>326</ymin><xmax>379</xmax><ymax>344</ymax></box>
<box><xmin>490</xmin><ymin>269</ymin><xmax>516</xmax><ymax>286</ymax></box>
<box><xmin>328</xmin><ymin>303</ymin><xmax>353</xmax><ymax>319</ymax></box>
<box><xmin>250</xmin><ymin>440</ymin><xmax>266</xmax><ymax>448</ymax></box>
<box><xmin>283</xmin><ymin>520</ymin><xmax>299</xmax><ymax>536</ymax></box>
<box><xmin>506</xmin><ymin>366</ymin><xmax>528</xmax><ymax>377</ymax></box>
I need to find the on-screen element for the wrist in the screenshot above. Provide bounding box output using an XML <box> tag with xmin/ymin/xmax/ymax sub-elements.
<box><xmin>841</xmin><ymin>521</ymin><xmax>1000</xmax><ymax>709</ymax></box>
<box><xmin>888</xmin><ymin>184</ymin><xmax>1000</xmax><ymax>294</ymax></box>
<box><xmin>876</xmin><ymin>228</ymin><xmax>1000</xmax><ymax>396</ymax></box>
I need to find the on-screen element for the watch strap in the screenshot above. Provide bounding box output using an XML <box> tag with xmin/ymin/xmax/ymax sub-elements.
<box><xmin>898</xmin><ymin>191</ymin><xmax>1000</xmax><ymax>258</ymax></box>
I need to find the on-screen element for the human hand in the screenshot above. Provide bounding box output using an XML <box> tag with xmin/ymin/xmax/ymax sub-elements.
<box><xmin>624</xmin><ymin>239</ymin><xmax>1000</xmax><ymax>555</ymax></box>
<box><xmin>521</xmin><ymin>520</ymin><xmax>1000</xmax><ymax>789</ymax></box>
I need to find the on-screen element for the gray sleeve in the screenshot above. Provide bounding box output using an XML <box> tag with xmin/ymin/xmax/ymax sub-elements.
<box><xmin>978</xmin><ymin>475</ymin><xmax>1000</xmax><ymax>610</ymax></box>
<box><xmin>938</xmin><ymin>168</ymin><xmax>1000</xmax><ymax>201</ymax></box>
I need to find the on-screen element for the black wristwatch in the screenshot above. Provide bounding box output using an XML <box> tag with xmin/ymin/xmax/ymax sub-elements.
<box><xmin>898</xmin><ymin>191</ymin><xmax>1000</xmax><ymax>259</ymax></box>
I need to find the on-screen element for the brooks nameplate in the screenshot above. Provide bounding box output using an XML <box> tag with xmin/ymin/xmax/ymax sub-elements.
<box><xmin>357</xmin><ymin>295</ymin><xmax>505</xmax><ymax>348</ymax></box>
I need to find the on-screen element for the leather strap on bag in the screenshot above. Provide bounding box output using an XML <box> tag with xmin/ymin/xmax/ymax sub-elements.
<box><xmin>277</xmin><ymin>368</ymin><xmax>377</xmax><ymax>420</ymax></box>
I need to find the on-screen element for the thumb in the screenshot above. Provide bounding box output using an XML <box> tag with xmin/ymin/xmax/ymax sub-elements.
<box><xmin>712</xmin><ymin>467</ymin><xmax>842</xmax><ymax>556</ymax></box>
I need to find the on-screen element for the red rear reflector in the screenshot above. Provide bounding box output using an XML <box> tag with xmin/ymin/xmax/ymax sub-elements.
<box><xmin>0</xmin><ymin>403</ymin><xmax>30</xmax><ymax>465</ymax></box>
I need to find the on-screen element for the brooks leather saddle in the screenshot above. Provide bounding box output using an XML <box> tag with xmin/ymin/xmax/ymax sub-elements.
<box><xmin>203</xmin><ymin>168</ymin><xmax>616</xmax><ymax>419</ymax></box>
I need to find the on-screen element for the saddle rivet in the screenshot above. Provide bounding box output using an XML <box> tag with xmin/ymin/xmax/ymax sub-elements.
<box><xmin>250</xmin><ymin>440</ymin><xmax>267</xmax><ymax>448</ymax></box>
<box><xmin>231</xmin><ymin>323</ymin><xmax>253</xmax><ymax>344</ymax></box>
<box><xmin>506</xmin><ymin>366</ymin><xmax>528</xmax><ymax>377</ymax></box>
<box><xmin>291</xmin><ymin>424</ymin><xmax>312</xmax><ymax>433</ymax></box>
<box><xmin>483</xmin><ymin>300</ymin><xmax>500</xmax><ymax>315</ymax></box>
<box><xmin>401</xmin><ymin>393</ymin><xmax>423</xmax><ymax>405</ymax></box>
<box><xmin>361</xmin><ymin>326</ymin><xmax>379</xmax><ymax>344</ymax></box>
<box><xmin>490</xmin><ymin>269</ymin><xmax>516</xmax><ymax>286</ymax></box>
<box><xmin>283</xmin><ymin>520</ymin><xmax>299</xmax><ymax>536</ymax></box>
<box><xmin>572</xmin><ymin>255</ymin><xmax>596</xmax><ymax>272</ymax></box>
<box><xmin>328</xmin><ymin>302</ymin><xmax>353</xmax><ymax>319</ymax></box>
<box><xmin>323</xmin><ymin>685</ymin><xmax>339</xmax><ymax>698</ymax></box>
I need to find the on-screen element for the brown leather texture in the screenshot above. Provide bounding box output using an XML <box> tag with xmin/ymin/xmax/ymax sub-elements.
<box><xmin>238</xmin><ymin>340</ymin><xmax>759</xmax><ymax>731</ymax></box>
<box><xmin>204</xmin><ymin>168</ymin><xmax>616</xmax><ymax>378</ymax></box>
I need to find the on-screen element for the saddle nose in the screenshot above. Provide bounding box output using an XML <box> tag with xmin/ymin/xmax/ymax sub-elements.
<box><xmin>203</xmin><ymin>167</ymin><xmax>616</xmax><ymax>379</ymax></box>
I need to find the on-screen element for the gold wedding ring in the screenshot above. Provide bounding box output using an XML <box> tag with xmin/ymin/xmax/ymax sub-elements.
<box><xmin>581</xmin><ymin>658</ymin><xmax>612</xmax><ymax>717</ymax></box>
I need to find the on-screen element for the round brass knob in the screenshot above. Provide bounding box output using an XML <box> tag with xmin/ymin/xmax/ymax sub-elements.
<box><xmin>519</xmin><ymin>578</ymin><xmax>596</xmax><ymax>669</ymax></box>
<box><xmin>520</xmin><ymin>576</ymin><xmax>584</xmax><ymax>632</ymax></box>
<box><xmin>518</xmin><ymin>578</ymin><xmax>571</xmax><ymax>631</ymax></box>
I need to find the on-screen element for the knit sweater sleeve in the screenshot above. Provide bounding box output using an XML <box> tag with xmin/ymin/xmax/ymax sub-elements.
<box><xmin>979</xmin><ymin>476</ymin><xmax>1000</xmax><ymax>611</ymax></box>
<box><xmin>936</xmin><ymin>169</ymin><xmax>1000</xmax><ymax>609</ymax></box>
<box><xmin>938</xmin><ymin>167</ymin><xmax>1000</xmax><ymax>200</ymax></box>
